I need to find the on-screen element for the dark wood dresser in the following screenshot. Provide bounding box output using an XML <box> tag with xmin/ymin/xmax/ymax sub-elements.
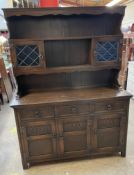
<box><xmin>3</xmin><ymin>7</ymin><xmax>132</xmax><ymax>169</ymax></box>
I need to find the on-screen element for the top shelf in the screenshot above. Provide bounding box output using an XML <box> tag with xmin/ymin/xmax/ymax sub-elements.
<box><xmin>3</xmin><ymin>6</ymin><xmax>126</xmax><ymax>18</ymax></box>
<box><xmin>4</xmin><ymin>7</ymin><xmax>125</xmax><ymax>40</ymax></box>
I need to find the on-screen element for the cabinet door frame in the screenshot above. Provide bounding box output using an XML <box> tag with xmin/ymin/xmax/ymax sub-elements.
<box><xmin>92</xmin><ymin>113</ymin><xmax>126</xmax><ymax>153</ymax></box>
<box><xmin>20</xmin><ymin>119</ymin><xmax>57</xmax><ymax>162</ymax></box>
<box><xmin>57</xmin><ymin>116</ymin><xmax>92</xmax><ymax>158</ymax></box>
<box><xmin>10</xmin><ymin>39</ymin><xmax>46</xmax><ymax>75</ymax></box>
<box><xmin>91</xmin><ymin>35</ymin><xmax>122</xmax><ymax>67</ymax></box>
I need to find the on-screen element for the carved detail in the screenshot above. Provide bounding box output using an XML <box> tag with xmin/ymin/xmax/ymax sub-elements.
<box><xmin>27</xmin><ymin>125</ymin><xmax>51</xmax><ymax>136</ymax></box>
<box><xmin>98</xmin><ymin>118</ymin><xmax>120</xmax><ymax>129</ymax></box>
<box><xmin>64</xmin><ymin>121</ymin><xmax>86</xmax><ymax>132</ymax></box>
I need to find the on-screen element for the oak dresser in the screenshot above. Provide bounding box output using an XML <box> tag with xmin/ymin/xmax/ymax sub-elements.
<box><xmin>3</xmin><ymin>7</ymin><xmax>132</xmax><ymax>169</ymax></box>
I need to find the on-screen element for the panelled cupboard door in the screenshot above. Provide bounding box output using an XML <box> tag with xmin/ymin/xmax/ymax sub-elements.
<box><xmin>10</xmin><ymin>39</ymin><xmax>46</xmax><ymax>75</ymax></box>
<box><xmin>57</xmin><ymin>116</ymin><xmax>92</xmax><ymax>158</ymax></box>
<box><xmin>91</xmin><ymin>36</ymin><xmax>122</xmax><ymax>66</ymax></box>
<box><xmin>92</xmin><ymin>113</ymin><xmax>126</xmax><ymax>153</ymax></box>
<box><xmin>20</xmin><ymin>120</ymin><xmax>57</xmax><ymax>162</ymax></box>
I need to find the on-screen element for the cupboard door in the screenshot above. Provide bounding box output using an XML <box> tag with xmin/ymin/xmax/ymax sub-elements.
<box><xmin>21</xmin><ymin>120</ymin><xmax>57</xmax><ymax>162</ymax></box>
<box><xmin>92</xmin><ymin>113</ymin><xmax>126</xmax><ymax>153</ymax></box>
<box><xmin>57</xmin><ymin>116</ymin><xmax>92</xmax><ymax>158</ymax></box>
<box><xmin>10</xmin><ymin>39</ymin><xmax>45</xmax><ymax>75</ymax></box>
<box><xmin>91</xmin><ymin>36</ymin><xmax>122</xmax><ymax>66</ymax></box>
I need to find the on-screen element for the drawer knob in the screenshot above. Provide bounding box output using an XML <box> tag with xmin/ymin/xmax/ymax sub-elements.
<box><xmin>106</xmin><ymin>104</ymin><xmax>112</xmax><ymax>110</ymax></box>
<box><xmin>34</xmin><ymin>111</ymin><xmax>41</xmax><ymax>118</ymax></box>
<box><xmin>52</xmin><ymin>133</ymin><xmax>56</xmax><ymax>137</ymax></box>
<box><xmin>72</xmin><ymin>107</ymin><xmax>77</xmax><ymax>113</ymax></box>
<box><xmin>59</xmin><ymin>133</ymin><xmax>63</xmax><ymax>138</ymax></box>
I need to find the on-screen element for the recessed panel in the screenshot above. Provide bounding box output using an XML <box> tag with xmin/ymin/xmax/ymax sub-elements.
<box><xmin>97</xmin><ymin>130</ymin><xmax>120</xmax><ymax>148</ymax></box>
<box><xmin>64</xmin><ymin>134</ymin><xmax>87</xmax><ymax>152</ymax></box>
<box><xmin>29</xmin><ymin>139</ymin><xmax>53</xmax><ymax>156</ymax></box>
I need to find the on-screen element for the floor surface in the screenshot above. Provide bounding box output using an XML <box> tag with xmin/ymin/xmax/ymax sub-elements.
<box><xmin>0</xmin><ymin>99</ymin><xmax>134</xmax><ymax>175</ymax></box>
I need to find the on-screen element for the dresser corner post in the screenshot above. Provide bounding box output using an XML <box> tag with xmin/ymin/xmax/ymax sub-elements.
<box><xmin>22</xmin><ymin>161</ymin><xmax>31</xmax><ymax>169</ymax></box>
<box><xmin>121</xmin><ymin>147</ymin><xmax>126</xmax><ymax>157</ymax></box>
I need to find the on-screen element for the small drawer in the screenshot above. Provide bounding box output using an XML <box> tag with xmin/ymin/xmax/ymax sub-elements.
<box><xmin>55</xmin><ymin>102</ymin><xmax>91</xmax><ymax>117</ymax></box>
<box><xmin>94</xmin><ymin>100</ymin><xmax>126</xmax><ymax>113</ymax></box>
<box><xmin>19</xmin><ymin>105</ymin><xmax>54</xmax><ymax>120</ymax></box>
<box><xmin>56</xmin><ymin>104</ymin><xmax>78</xmax><ymax>116</ymax></box>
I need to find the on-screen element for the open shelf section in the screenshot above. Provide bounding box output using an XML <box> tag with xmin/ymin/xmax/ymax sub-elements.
<box><xmin>5</xmin><ymin>7</ymin><xmax>124</xmax><ymax>39</ymax></box>
<box><xmin>45</xmin><ymin>39</ymin><xmax>91</xmax><ymax>67</ymax></box>
<box><xmin>16</xmin><ymin>69</ymin><xmax>116</xmax><ymax>95</ymax></box>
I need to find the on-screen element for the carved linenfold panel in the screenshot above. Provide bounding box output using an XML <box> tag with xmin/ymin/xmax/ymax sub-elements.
<box><xmin>98</xmin><ymin>118</ymin><xmax>120</xmax><ymax>129</ymax></box>
<box><xmin>63</xmin><ymin>121</ymin><xmax>86</xmax><ymax>132</ymax></box>
<box><xmin>96</xmin><ymin>41</ymin><xmax>119</xmax><ymax>61</ymax></box>
<box><xmin>27</xmin><ymin>125</ymin><xmax>52</xmax><ymax>136</ymax></box>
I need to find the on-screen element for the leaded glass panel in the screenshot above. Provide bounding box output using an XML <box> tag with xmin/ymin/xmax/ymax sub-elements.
<box><xmin>16</xmin><ymin>45</ymin><xmax>40</xmax><ymax>66</ymax></box>
<box><xmin>95</xmin><ymin>41</ymin><xmax>119</xmax><ymax>62</ymax></box>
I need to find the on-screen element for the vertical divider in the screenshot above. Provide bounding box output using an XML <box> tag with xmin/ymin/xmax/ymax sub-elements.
<box><xmin>39</xmin><ymin>40</ymin><xmax>46</xmax><ymax>69</ymax></box>
<box><xmin>90</xmin><ymin>38</ymin><xmax>96</xmax><ymax>66</ymax></box>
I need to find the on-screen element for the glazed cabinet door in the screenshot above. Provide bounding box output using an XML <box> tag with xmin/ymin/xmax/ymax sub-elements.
<box><xmin>57</xmin><ymin>116</ymin><xmax>92</xmax><ymax>158</ymax></box>
<box><xmin>20</xmin><ymin>120</ymin><xmax>57</xmax><ymax>167</ymax></box>
<box><xmin>92</xmin><ymin>113</ymin><xmax>126</xmax><ymax>154</ymax></box>
<box><xmin>91</xmin><ymin>36</ymin><xmax>122</xmax><ymax>66</ymax></box>
<box><xmin>10</xmin><ymin>39</ymin><xmax>46</xmax><ymax>75</ymax></box>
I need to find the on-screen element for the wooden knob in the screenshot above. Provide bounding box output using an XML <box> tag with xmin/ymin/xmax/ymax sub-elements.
<box><xmin>72</xmin><ymin>107</ymin><xmax>77</xmax><ymax>113</ymax></box>
<box><xmin>107</xmin><ymin>104</ymin><xmax>112</xmax><ymax>110</ymax></box>
<box><xmin>59</xmin><ymin>133</ymin><xmax>63</xmax><ymax>137</ymax></box>
<box><xmin>34</xmin><ymin>111</ymin><xmax>41</xmax><ymax>118</ymax></box>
